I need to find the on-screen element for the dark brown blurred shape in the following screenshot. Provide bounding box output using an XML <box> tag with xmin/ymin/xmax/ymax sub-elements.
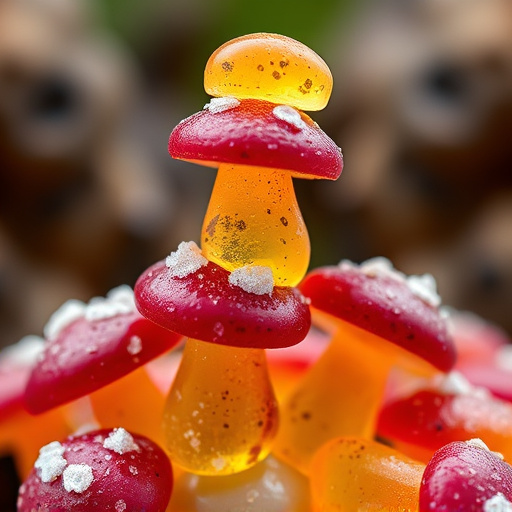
<box><xmin>314</xmin><ymin>0</ymin><xmax>512</xmax><ymax>333</ymax></box>
<box><xmin>0</xmin><ymin>0</ymin><xmax>177</xmax><ymax>348</ymax></box>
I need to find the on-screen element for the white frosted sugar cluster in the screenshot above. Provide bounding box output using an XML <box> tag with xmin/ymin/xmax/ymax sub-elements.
<box><xmin>272</xmin><ymin>105</ymin><xmax>307</xmax><ymax>130</ymax></box>
<box><xmin>0</xmin><ymin>335</ymin><xmax>45</xmax><ymax>367</ymax></box>
<box><xmin>204</xmin><ymin>96</ymin><xmax>240</xmax><ymax>113</ymax></box>
<box><xmin>228</xmin><ymin>265</ymin><xmax>274</xmax><ymax>295</ymax></box>
<box><xmin>166</xmin><ymin>241</ymin><xmax>208</xmax><ymax>278</ymax></box>
<box><xmin>43</xmin><ymin>285</ymin><xmax>136</xmax><ymax>340</ymax></box>
<box><xmin>62</xmin><ymin>464</ymin><xmax>94</xmax><ymax>493</ymax></box>
<box><xmin>431</xmin><ymin>371</ymin><xmax>489</xmax><ymax>399</ymax></box>
<box><xmin>103</xmin><ymin>428</ymin><xmax>139</xmax><ymax>455</ymax></box>
<box><xmin>484</xmin><ymin>493</ymin><xmax>512</xmax><ymax>512</ymax></box>
<box><xmin>339</xmin><ymin>256</ymin><xmax>442</xmax><ymax>308</ymax></box>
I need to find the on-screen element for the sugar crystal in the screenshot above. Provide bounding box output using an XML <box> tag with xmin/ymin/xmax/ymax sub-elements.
<box><xmin>0</xmin><ymin>335</ymin><xmax>45</xmax><ymax>367</ymax></box>
<box><xmin>62</xmin><ymin>464</ymin><xmax>94</xmax><ymax>493</ymax></box>
<box><xmin>272</xmin><ymin>105</ymin><xmax>307</xmax><ymax>130</ymax></box>
<box><xmin>228</xmin><ymin>265</ymin><xmax>274</xmax><ymax>295</ymax></box>
<box><xmin>34</xmin><ymin>441</ymin><xmax>67</xmax><ymax>483</ymax></box>
<box><xmin>166</xmin><ymin>241</ymin><xmax>208</xmax><ymax>278</ymax></box>
<box><xmin>204</xmin><ymin>96</ymin><xmax>240</xmax><ymax>113</ymax></box>
<box><xmin>127</xmin><ymin>336</ymin><xmax>142</xmax><ymax>356</ymax></box>
<box><xmin>103</xmin><ymin>428</ymin><xmax>139</xmax><ymax>454</ymax></box>
<box><xmin>484</xmin><ymin>493</ymin><xmax>512</xmax><ymax>512</ymax></box>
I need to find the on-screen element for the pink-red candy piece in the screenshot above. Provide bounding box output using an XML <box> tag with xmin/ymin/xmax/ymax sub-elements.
<box><xmin>169</xmin><ymin>99</ymin><xmax>343</xmax><ymax>180</ymax></box>
<box><xmin>420</xmin><ymin>441</ymin><xmax>512</xmax><ymax>511</ymax></box>
<box><xmin>135</xmin><ymin>259</ymin><xmax>311</xmax><ymax>349</ymax></box>
<box><xmin>25</xmin><ymin>311</ymin><xmax>181</xmax><ymax>414</ymax></box>
<box><xmin>17</xmin><ymin>428</ymin><xmax>172</xmax><ymax>512</ymax></box>
<box><xmin>299</xmin><ymin>263</ymin><xmax>455</xmax><ymax>371</ymax></box>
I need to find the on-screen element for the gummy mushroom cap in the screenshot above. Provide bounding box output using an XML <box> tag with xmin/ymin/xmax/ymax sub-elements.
<box><xmin>419</xmin><ymin>440</ymin><xmax>512</xmax><ymax>512</ymax></box>
<box><xmin>134</xmin><ymin>258</ymin><xmax>311</xmax><ymax>349</ymax></box>
<box><xmin>24</xmin><ymin>294</ymin><xmax>182</xmax><ymax>414</ymax></box>
<box><xmin>299</xmin><ymin>262</ymin><xmax>456</xmax><ymax>372</ymax></box>
<box><xmin>169</xmin><ymin>99</ymin><xmax>343</xmax><ymax>180</ymax></box>
<box><xmin>17</xmin><ymin>428</ymin><xmax>172</xmax><ymax>512</ymax></box>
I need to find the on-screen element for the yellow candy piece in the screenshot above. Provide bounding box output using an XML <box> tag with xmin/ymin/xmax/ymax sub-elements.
<box><xmin>310</xmin><ymin>437</ymin><xmax>425</xmax><ymax>512</ymax></box>
<box><xmin>202</xmin><ymin>164</ymin><xmax>310</xmax><ymax>287</ymax></box>
<box><xmin>204</xmin><ymin>33</ymin><xmax>333</xmax><ymax>111</ymax></box>
<box><xmin>162</xmin><ymin>338</ymin><xmax>279</xmax><ymax>476</ymax></box>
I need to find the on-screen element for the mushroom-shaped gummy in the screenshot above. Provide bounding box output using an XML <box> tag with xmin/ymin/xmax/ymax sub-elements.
<box><xmin>24</xmin><ymin>286</ymin><xmax>182</xmax><ymax>443</ymax></box>
<box><xmin>273</xmin><ymin>258</ymin><xmax>456</xmax><ymax>473</ymax></box>
<box><xmin>0</xmin><ymin>337</ymin><xmax>71</xmax><ymax>479</ymax></box>
<box><xmin>17</xmin><ymin>428</ymin><xmax>172</xmax><ymax>512</ymax></box>
<box><xmin>310</xmin><ymin>437</ymin><xmax>425</xmax><ymax>512</ymax></box>
<box><xmin>204</xmin><ymin>33</ymin><xmax>333</xmax><ymax>111</ymax></box>
<box><xmin>169</xmin><ymin>98</ymin><xmax>342</xmax><ymax>287</ymax></box>
<box><xmin>420</xmin><ymin>440</ymin><xmax>512</xmax><ymax>512</ymax></box>
<box><xmin>378</xmin><ymin>371</ymin><xmax>512</xmax><ymax>463</ymax></box>
<box><xmin>135</xmin><ymin>242</ymin><xmax>311</xmax><ymax>475</ymax></box>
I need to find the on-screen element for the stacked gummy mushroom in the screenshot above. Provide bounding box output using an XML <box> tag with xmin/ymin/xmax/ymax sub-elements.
<box><xmin>11</xmin><ymin>33</ymin><xmax>512</xmax><ymax>512</ymax></box>
<box><xmin>135</xmin><ymin>33</ymin><xmax>342</xmax><ymax>476</ymax></box>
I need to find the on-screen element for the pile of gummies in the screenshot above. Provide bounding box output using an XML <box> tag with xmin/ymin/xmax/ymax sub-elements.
<box><xmin>4</xmin><ymin>33</ymin><xmax>512</xmax><ymax>512</ymax></box>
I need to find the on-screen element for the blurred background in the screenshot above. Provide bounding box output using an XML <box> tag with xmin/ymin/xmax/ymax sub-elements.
<box><xmin>1</xmin><ymin>0</ymin><xmax>511</xmax><ymax>352</ymax></box>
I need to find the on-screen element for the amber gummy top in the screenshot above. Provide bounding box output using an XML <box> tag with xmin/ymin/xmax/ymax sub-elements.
<box><xmin>204</xmin><ymin>33</ymin><xmax>333</xmax><ymax>111</ymax></box>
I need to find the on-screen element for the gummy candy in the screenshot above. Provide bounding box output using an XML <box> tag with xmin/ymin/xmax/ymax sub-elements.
<box><xmin>162</xmin><ymin>338</ymin><xmax>278</xmax><ymax>475</ymax></box>
<box><xmin>310</xmin><ymin>437</ymin><xmax>425</xmax><ymax>512</ymax></box>
<box><xmin>204</xmin><ymin>33</ymin><xmax>333</xmax><ymax>111</ymax></box>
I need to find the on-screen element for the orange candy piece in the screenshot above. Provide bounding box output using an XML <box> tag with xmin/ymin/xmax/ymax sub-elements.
<box><xmin>310</xmin><ymin>437</ymin><xmax>425</xmax><ymax>512</ymax></box>
<box><xmin>204</xmin><ymin>33</ymin><xmax>333</xmax><ymax>111</ymax></box>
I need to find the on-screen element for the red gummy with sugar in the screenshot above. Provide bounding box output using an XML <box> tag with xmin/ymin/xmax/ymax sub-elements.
<box><xmin>25</xmin><ymin>311</ymin><xmax>182</xmax><ymax>414</ymax></box>
<box><xmin>135</xmin><ymin>259</ymin><xmax>311</xmax><ymax>349</ymax></box>
<box><xmin>378</xmin><ymin>388</ymin><xmax>512</xmax><ymax>460</ymax></box>
<box><xmin>169</xmin><ymin>99</ymin><xmax>343</xmax><ymax>179</ymax></box>
<box><xmin>420</xmin><ymin>441</ymin><xmax>512</xmax><ymax>511</ymax></box>
<box><xmin>18</xmin><ymin>428</ymin><xmax>172</xmax><ymax>511</ymax></box>
<box><xmin>299</xmin><ymin>265</ymin><xmax>455</xmax><ymax>371</ymax></box>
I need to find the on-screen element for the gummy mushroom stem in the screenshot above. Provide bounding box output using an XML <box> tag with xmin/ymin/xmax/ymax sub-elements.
<box><xmin>201</xmin><ymin>164</ymin><xmax>309</xmax><ymax>287</ymax></box>
<box><xmin>274</xmin><ymin>320</ymin><xmax>402</xmax><ymax>474</ymax></box>
<box><xmin>162</xmin><ymin>338</ymin><xmax>278</xmax><ymax>475</ymax></box>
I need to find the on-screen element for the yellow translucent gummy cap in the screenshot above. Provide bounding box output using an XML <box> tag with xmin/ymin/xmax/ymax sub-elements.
<box><xmin>204</xmin><ymin>33</ymin><xmax>333</xmax><ymax>111</ymax></box>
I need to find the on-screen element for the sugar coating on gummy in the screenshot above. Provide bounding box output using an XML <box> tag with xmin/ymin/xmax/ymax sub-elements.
<box><xmin>103</xmin><ymin>428</ymin><xmax>140</xmax><ymax>454</ymax></box>
<box><xmin>166</xmin><ymin>241</ymin><xmax>208</xmax><ymax>278</ymax></box>
<box><xmin>228</xmin><ymin>265</ymin><xmax>274</xmax><ymax>295</ymax></box>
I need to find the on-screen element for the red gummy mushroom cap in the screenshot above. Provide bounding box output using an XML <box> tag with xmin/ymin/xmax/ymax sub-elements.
<box><xmin>18</xmin><ymin>428</ymin><xmax>172</xmax><ymax>512</ymax></box>
<box><xmin>299</xmin><ymin>258</ymin><xmax>456</xmax><ymax>371</ymax></box>
<box><xmin>169</xmin><ymin>98</ymin><xmax>343</xmax><ymax>179</ymax></box>
<box><xmin>25</xmin><ymin>286</ymin><xmax>182</xmax><ymax>414</ymax></box>
<box><xmin>420</xmin><ymin>440</ymin><xmax>512</xmax><ymax>511</ymax></box>
<box><xmin>134</xmin><ymin>254</ymin><xmax>311</xmax><ymax>349</ymax></box>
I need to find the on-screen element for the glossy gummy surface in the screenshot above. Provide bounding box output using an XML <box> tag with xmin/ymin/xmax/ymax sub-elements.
<box><xmin>135</xmin><ymin>259</ymin><xmax>311</xmax><ymax>349</ymax></box>
<box><xmin>169</xmin><ymin>99</ymin><xmax>343</xmax><ymax>180</ymax></box>
<box><xmin>201</xmin><ymin>164</ymin><xmax>309</xmax><ymax>286</ymax></box>
<box><xmin>18</xmin><ymin>429</ymin><xmax>172</xmax><ymax>512</ymax></box>
<box><xmin>300</xmin><ymin>265</ymin><xmax>456</xmax><ymax>371</ymax></box>
<box><xmin>204</xmin><ymin>33</ymin><xmax>333</xmax><ymax>111</ymax></box>
<box><xmin>24</xmin><ymin>311</ymin><xmax>182</xmax><ymax>414</ymax></box>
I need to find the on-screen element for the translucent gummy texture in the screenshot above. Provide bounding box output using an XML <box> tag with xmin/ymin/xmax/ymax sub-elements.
<box><xmin>204</xmin><ymin>33</ymin><xmax>333</xmax><ymax>111</ymax></box>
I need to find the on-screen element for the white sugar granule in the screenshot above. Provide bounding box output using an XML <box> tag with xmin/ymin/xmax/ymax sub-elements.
<box><xmin>272</xmin><ymin>105</ymin><xmax>307</xmax><ymax>130</ymax></box>
<box><xmin>432</xmin><ymin>371</ymin><xmax>489</xmax><ymax>399</ymax></box>
<box><xmin>127</xmin><ymin>336</ymin><xmax>142</xmax><ymax>356</ymax></box>
<box><xmin>228</xmin><ymin>265</ymin><xmax>274</xmax><ymax>295</ymax></box>
<box><xmin>0</xmin><ymin>335</ymin><xmax>45</xmax><ymax>367</ymax></box>
<box><xmin>484</xmin><ymin>493</ymin><xmax>512</xmax><ymax>512</ymax></box>
<box><xmin>204</xmin><ymin>96</ymin><xmax>240</xmax><ymax>114</ymax></box>
<box><xmin>34</xmin><ymin>441</ymin><xmax>67</xmax><ymax>483</ymax></box>
<box><xmin>44</xmin><ymin>300</ymin><xmax>86</xmax><ymax>340</ymax></box>
<box><xmin>85</xmin><ymin>285</ymin><xmax>136</xmax><ymax>322</ymax></box>
<box><xmin>211</xmin><ymin>457</ymin><xmax>226</xmax><ymax>472</ymax></box>
<box><xmin>166</xmin><ymin>241</ymin><xmax>208</xmax><ymax>278</ymax></box>
<box><xmin>115</xmin><ymin>499</ymin><xmax>127</xmax><ymax>512</ymax></box>
<box><xmin>103</xmin><ymin>428</ymin><xmax>139</xmax><ymax>454</ymax></box>
<box><xmin>62</xmin><ymin>464</ymin><xmax>94</xmax><ymax>493</ymax></box>
<box><xmin>43</xmin><ymin>285</ymin><xmax>136</xmax><ymax>339</ymax></box>
<box><xmin>339</xmin><ymin>256</ymin><xmax>442</xmax><ymax>308</ymax></box>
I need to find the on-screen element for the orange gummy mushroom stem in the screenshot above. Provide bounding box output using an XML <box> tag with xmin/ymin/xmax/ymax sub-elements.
<box><xmin>273</xmin><ymin>259</ymin><xmax>456</xmax><ymax>474</ymax></box>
